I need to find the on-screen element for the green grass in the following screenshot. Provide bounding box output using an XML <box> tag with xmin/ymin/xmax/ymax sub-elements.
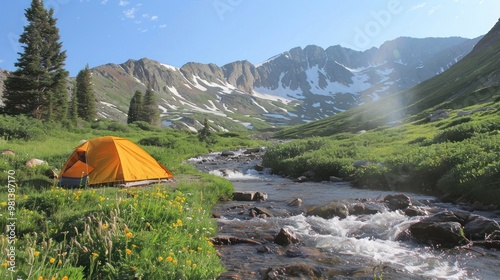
<box><xmin>264</xmin><ymin>105</ymin><xmax>500</xmax><ymax>205</ymax></box>
<box><xmin>0</xmin><ymin>116</ymin><xmax>265</xmax><ymax>279</ymax></box>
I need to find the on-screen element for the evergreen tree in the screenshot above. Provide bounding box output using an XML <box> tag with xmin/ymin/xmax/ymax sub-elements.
<box><xmin>2</xmin><ymin>0</ymin><xmax>68</xmax><ymax>121</ymax></box>
<box><xmin>198</xmin><ymin>118</ymin><xmax>218</xmax><ymax>146</ymax></box>
<box><xmin>142</xmin><ymin>86</ymin><xmax>160</xmax><ymax>125</ymax></box>
<box><xmin>127</xmin><ymin>90</ymin><xmax>143</xmax><ymax>124</ymax></box>
<box><xmin>75</xmin><ymin>65</ymin><xmax>96</xmax><ymax>122</ymax></box>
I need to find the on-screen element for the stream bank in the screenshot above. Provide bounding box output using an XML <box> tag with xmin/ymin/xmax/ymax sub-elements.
<box><xmin>189</xmin><ymin>149</ymin><xmax>500</xmax><ymax>279</ymax></box>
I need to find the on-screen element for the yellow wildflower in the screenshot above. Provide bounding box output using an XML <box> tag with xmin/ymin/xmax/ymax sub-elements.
<box><xmin>192</xmin><ymin>263</ymin><xmax>197</xmax><ymax>268</ymax></box>
<box><xmin>38</xmin><ymin>277</ymin><xmax>43</xmax><ymax>280</ymax></box>
<box><xmin>49</xmin><ymin>257</ymin><xmax>55</xmax><ymax>264</ymax></box>
<box><xmin>186</xmin><ymin>260</ymin><xmax>192</xmax><ymax>265</ymax></box>
<box><xmin>166</xmin><ymin>256</ymin><xmax>173</xmax><ymax>262</ymax></box>
<box><xmin>102</xmin><ymin>224</ymin><xmax>108</xmax><ymax>229</ymax></box>
<box><xmin>172</xmin><ymin>259</ymin><xmax>178</xmax><ymax>265</ymax></box>
<box><xmin>124</xmin><ymin>227</ymin><xmax>130</xmax><ymax>233</ymax></box>
<box><xmin>92</xmin><ymin>252</ymin><xmax>99</xmax><ymax>258</ymax></box>
<box><xmin>126</xmin><ymin>248</ymin><xmax>132</xmax><ymax>255</ymax></box>
<box><xmin>1</xmin><ymin>262</ymin><xmax>8</xmax><ymax>267</ymax></box>
<box><xmin>62</xmin><ymin>277</ymin><xmax>69</xmax><ymax>280</ymax></box>
<box><xmin>158</xmin><ymin>256</ymin><xmax>164</xmax><ymax>261</ymax></box>
<box><xmin>125</xmin><ymin>232</ymin><xmax>133</xmax><ymax>238</ymax></box>
<box><xmin>198</xmin><ymin>247</ymin><xmax>203</xmax><ymax>251</ymax></box>
<box><xmin>34</xmin><ymin>251</ymin><xmax>40</xmax><ymax>257</ymax></box>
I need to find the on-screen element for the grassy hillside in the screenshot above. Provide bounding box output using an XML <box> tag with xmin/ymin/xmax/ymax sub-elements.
<box><xmin>0</xmin><ymin>116</ymin><xmax>265</xmax><ymax>279</ymax></box>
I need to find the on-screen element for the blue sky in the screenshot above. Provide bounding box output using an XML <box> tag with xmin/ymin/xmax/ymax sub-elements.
<box><xmin>1</xmin><ymin>0</ymin><xmax>498</xmax><ymax>76</ymax></box>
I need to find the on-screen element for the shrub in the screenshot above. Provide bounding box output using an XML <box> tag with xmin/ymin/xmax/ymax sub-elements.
<box><xmin>433</xmin><ymin>117</ymin><xmax>500</xmax><ymax>143</ymax></box>
<box><xmin>0</xmin><ymin>115</ymin><xmax>47</xmax><ymax>140</ymax></box>
<box><xmin>139</xmin><ymin>136</ymin><xmax>177</xmax><ymax>148</ymax></box>
<box><xmin>91</xmin><ymin>120</ymin><xmax>130</xmax><ymax>132</ymax></box>
<box><xmin>130</xmin><ymin>121</ymin><xmax>162</xmax><ymax>132</ymax></box>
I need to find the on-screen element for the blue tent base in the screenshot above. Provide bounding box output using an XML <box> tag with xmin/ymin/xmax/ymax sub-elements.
<box><xmin>58</xmin><ymin>177</ymin><xmax>88</xmax><ymax>188</ymax></box>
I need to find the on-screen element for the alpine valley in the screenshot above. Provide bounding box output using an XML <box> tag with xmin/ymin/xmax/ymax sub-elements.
<box><xmin>0</xmin><ymin>36</ymin><xmax>481</xmax><ymax>132</ymax></box>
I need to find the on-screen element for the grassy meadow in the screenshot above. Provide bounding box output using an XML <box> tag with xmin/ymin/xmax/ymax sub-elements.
<box><xmin>0</xmin><ymin>116</ymin><xmax>265</xmax><ymax>279</ymax></box>
<box><xmin>263</xmin><ymin>104</ymin><xmax>500</xmax><ymax>205</ymax></box>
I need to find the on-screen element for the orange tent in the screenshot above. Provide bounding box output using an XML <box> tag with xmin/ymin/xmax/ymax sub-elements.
<box><xmin>59</xmin><ymin>136</ymin><xmax>173</xmax><ymax>187</ymax></box>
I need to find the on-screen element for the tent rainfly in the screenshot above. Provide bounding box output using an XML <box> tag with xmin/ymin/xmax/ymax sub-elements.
<box><xmin>59</xmin><ymin>136</ymin><xmax>173</xmax><ymax>187</ymax></box>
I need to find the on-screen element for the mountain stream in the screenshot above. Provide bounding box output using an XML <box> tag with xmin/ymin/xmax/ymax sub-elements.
<box><xmin>188</xmin><ymin>149</ymin><xmax>500</xmax><ymax>280</ymax></box>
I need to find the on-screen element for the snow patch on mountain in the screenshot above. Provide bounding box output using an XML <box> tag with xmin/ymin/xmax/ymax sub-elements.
<box><xmin>161</xmin><ymin>63</ymin><xmax>178</xmax><ymax>71</ymax></box>
<box><xmin>251</xmin><ymin>98</ymin><xmax>268</xmax><ymax>113</ymax></box>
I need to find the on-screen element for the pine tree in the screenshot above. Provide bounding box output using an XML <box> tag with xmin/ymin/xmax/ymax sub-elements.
<box><xmin>198</xmin><ymin>118</ymin><xmax>218</xmax><ymax>146</ymax></box>
<box><xmin>142</xmin><ymin>86</ymin><xmax>160</xmax><ymax>125</ymax></box>
<box><xmin>127</xmin><ymin>90</ymin><xmax>143</xmax><ymax>124</ymax></box>
<box><xmin>75</xmin><ymin>65</ymin><xmax>96</xmax><ymax>122</ymax></box>
<box><xmin>2</xmin><ymin>0</ymin><xmax>68</xmax><ymax>121</ymax></box>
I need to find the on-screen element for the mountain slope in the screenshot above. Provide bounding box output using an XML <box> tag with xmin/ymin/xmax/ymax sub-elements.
<box><xmin>277</xmin><ymin>20</ymin><xmax>500</xmax><ymax>138</ymax></box>
<box><xmin>90</xmin><ymin>36</ymin><xmax>479</xmax><ymax>132</ymax></box>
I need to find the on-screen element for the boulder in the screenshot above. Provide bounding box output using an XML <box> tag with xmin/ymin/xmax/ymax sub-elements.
<box><xmin>274</xmin><ymin>228</ymin><xmax>299</xmax><ymax>246</ymax></box>
<box><xmin>384</xmin><ymin>194</ymin><xmax>411</xmax><ymax>211</ymax></box>
<box><xmin>25</xmin><ymin>158</ymin><xmax>47</xmax><ymax>167</ymax></box>
<box><xmin>428</xmin><ymin>109</ymin><xmax>450</xmax><ymax>122</ymax></box>
<box><xmin>404</xmin><ymin>206</ymin><xmax>427</xmax><ymax>217</ymax></box>
<box><xmin>254</xmin><ymin>191</ymin><xmax>268</xmax><ymax>201</ymax></box>
<box><xmin>249</xmin><ymin>207</ymin><xmax>273</xmax><ymax>218</ymax></box>
<box><xmin>409</xmin><ymin>221</ymin><xmax>469</xmax><ymax>248</ymax></box>
<box><xmin>232</xmin><ymin>192</ymin><xmax>253</xmax><ymax>201</ymax></box>
<box><xmin>220</xmin><ymin>150</ymin><xmax>235</xmax><ymax>157</ymax></box>
<box><xmin>232</xmin><ymin>191</ymin><xmax>267</xmax><ymax>201</ymax></box>
<box><xmin>307</xmin><ymin>202</ymin><xmax>349</xmax><ymax>219</ymax></box>
<box><xmin>254</xmin><ymin>164</ymin><xmax>265</xmax><ymax>172</ymax></box>
<box><xmin>288</xmin><ymin>198</ymin><xmax>302</xmax><ymax>207</ymax></box>
<box><xmin>463</xmin><ymin>214</ymin><xmax>500</xmax><ymax>240</ymax></box>
<box><xmin>409</xmin><ymin>211</ymin><xmax>470</xmax><ymax>247</ymax></box>
<box><xmin>1</xmin><ymin>150</ymin><xmax>15</xmax><ymax>156</ymax></box>
<box><xmin>295</xmin><ymin>176</ymin><xmax>308</xmax><ymax>183</ymax></box>
<box><xmin>45</xmin><ymin>169</ymin><xmax>58</xmax><ymax>179</ymax></box>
